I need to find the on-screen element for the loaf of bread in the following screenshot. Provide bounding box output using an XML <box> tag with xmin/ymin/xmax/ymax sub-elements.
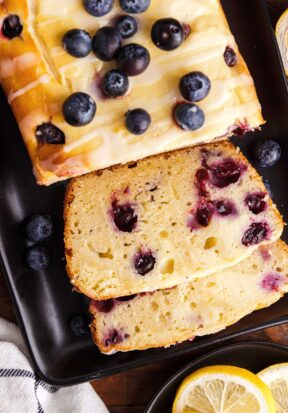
<box><xmin>0</xmin><ymin>0</ymin><xmax>263</xmax><ymax>184</ymax></box>
<box><xmin>90</xmin><ymin>240</ymin><xmax>288</xmax><ymax>353</ymax></box>
<box><xmin>65</xmin><ymin>142</ymin><xmax>283</xmax><ymax>299</ymax></box>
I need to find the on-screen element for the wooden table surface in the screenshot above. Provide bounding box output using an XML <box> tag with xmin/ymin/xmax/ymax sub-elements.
<box><xmin>1</xmin><ymin>270</ymin><xmax>288</xmax><ymax>413</ymax></box>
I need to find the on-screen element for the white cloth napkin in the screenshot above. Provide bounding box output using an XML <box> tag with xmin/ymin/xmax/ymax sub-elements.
<box><xmin>0</xmin><ymin>318</ymin><xmax>109</xmax><ymax>413</ymax></box>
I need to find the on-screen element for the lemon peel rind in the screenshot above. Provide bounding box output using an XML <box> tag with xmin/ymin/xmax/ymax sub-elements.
<box><xmin>275</xmin><ymin>9</ymin><xmax>288</xmax><ymax>76</ymax></box>
<box><xmin>172</xmin><ymin>365</ymin><xmax>276</xmax><ymax>413</ymax></box>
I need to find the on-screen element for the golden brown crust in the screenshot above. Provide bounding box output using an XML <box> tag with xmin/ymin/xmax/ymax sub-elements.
<box><xmin>0</xmin><ymin>0</ymin><xmax>264</xmax><ymax>185</ymax></box>
<box><xmin>64</xmin><ymin>141</ymin><xmax>284</xmax><ymax>300</ymax></box>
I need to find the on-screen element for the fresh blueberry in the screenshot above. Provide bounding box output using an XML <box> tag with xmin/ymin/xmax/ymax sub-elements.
<box><xmin>263</xmin><ymin>179</ymin><xmax>273</xmax><ymax>198</ymax></box>
<box><xmin>115</xmin><ymin>15</ymin><xmax>138</xmax><ymax>39</ymax></box>
<box><xmin>245</xmin><ymin>193</ymin><xmax>267</xmax><ymax>215</ymax></box>
<box><xmin>116</xmin><ymin>43</ymin><xmax>150</xmax><ymax>76</ymax></box>
<box><xmin>224</xmin><ymin>46</ymin><xmax>237</xmax><ymax>67</ymax></box>
<box><xmin>2</xmin><ymin>15</ymin><xmax>23</xmax><ymax>39</ymax></box>
<box><xmin>69</xmin><ymin>314</ymin><xmax>90</xmax><ymax>337</ymax></box>
<box><xmin>25</xmin><ymin>214</ymin><xmax>54</xmax><ymax>242</ymax></box>
<box><xmin>212</xmin><ymin>199</ymin><xmax>235</xmax><ymax>216</ymax></box>
<box><xmin>92</xmin><ymin>26</ymin><xmax>122</xmax><ymax>61</ymax></box>
<box><xmin>83</xmin><ymin>0</ymin><xmax>114</xmax><ymax>16</ymax></box>
<box><xmin>174</xmin><ymin>103</ymin><xmax>205</xmax><ymax>131</ymax></box>
<box><xmin>25</xmin><ymin>246</ymin><xmax>51</xmax><ymax>271</ymax></box>
<box><xmin>195</xmin><ymin>201</ymin><xmax>213</xmax><ymax>227</ymax></box>
<box><xmin>253</xmin><ymin>140</ymin><xmax>281</xmax><ymax>168</ymax></box>
<box><xmin>119</xmin><ymin>0</ymin><xmax>150</xmax><ymax>14</ymax></box>
<box><xmin>125</xmin><ymin>108</ymin><xmax>151</xmax><ymax>135</ymax></box>
<box><xmin>35</xmin><ymin>122</ymin><xmax>65</xmax><ymax>144</ymax></box>
<box><xmin>210</xmin><ymin>159</ymin><xmax>241</xmax><ymax>188</ymax></box>
<box><xmin>179</xmin><ymin>72</ymin><xmax>211</xmax><ymax>102</ymax></box>
<box><xmin>242</xmin><ymin>222</ymin><xmax>269</xmax><ymax>246</ymax></box>
<box><xmin>102</xmin><ymin>69</ymin><xmax>129</xmax><ymax>98</ymax></box>
<box><xmin>113</xmin><ymin>202</ymin><xmax>137</xmax><ymax>232</ymax></box>
<box><xmin>134</xmin><ymin>252</ymin><xmax>155</xmax><ymax>275</ymax></box>
<box><xmin>63</xmin><ymin>92</ymin><xmax>96</xmax><ymax>126</ymax></box>
<box><xmin>62</xmin><ymin>29</ymin><xmax>92</xmax><ymax>58</ymax></box>
<box><xmin>151</xmin><ymin>18</ymin><xmax>184</xmax><ymax>51</ymax></box>
<box><xmin>93</xmin><ymin>299</ymin><xmax>115</xmax><ymax>313</ymax></box>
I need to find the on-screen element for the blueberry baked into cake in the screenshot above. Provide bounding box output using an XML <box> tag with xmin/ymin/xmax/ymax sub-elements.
<box><xmin>0</xmin><ymin>0</ymin><xmax>264</xmax><ymax>184</ymax></box>
<box><xmin>65</xmin><ymin>142</ymin><xmax>283</xmax><ymax>300</ymax></box>
<box><xmin>90</xmin><ymin>240</ymin><xmax>288</xmax><ymax>353</ymax></box>
<box><xmin>3</xmin><ymin>0</ymin><xmax>286</xmax><ymax>357</ymax></box>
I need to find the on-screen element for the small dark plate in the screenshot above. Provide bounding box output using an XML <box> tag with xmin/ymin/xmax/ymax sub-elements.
<box><xmin>145</xmin><ymin>341</ymin><xmax>288</xmax><ymax>412</ymax></box>
<box><xmin>0</xmin><ymin>0</ymin><xmax>288</xmax><ymax>386</ymax></box>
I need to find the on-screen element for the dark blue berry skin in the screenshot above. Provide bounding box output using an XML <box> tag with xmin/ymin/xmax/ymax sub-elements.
<box><xmin>263</xmin><ymin>179</ymin><xmax>273</xmax><ymax>198</ymax></box>
<box><xmin>69</xmin><ymin>314</ymin><xmax>90</xmax><ymax>337</ymax></box>
<box><xmin>115</xmin><ymin>15</ymin><xmax>138</xmax><ymax>39</ymax></box>
<box><xmin>134</xmin><ymin>253</ymin><xmax>155</xmax><ymax>275</ymax></box>
<box><xmin>245</xmin><ymin>193</ymin><xmax>267</xmax><ymax>215</ymax></box>
<box><xmin>179</xmin><ymin>72</ymin><xmax>211</xmax><ymax>102</ymax></box>
<box><xmin>25</xmin><ymin>214</ymin><xmax>54</xmax><ymax>243</ymax></box>
<box><xmin>242</xmin><ymin>222</ymin><xmax>269</xmax><ymax>246</ymax></box>
<box><xmin>119</xmin><ymin>0</ymin><xmax>150</xmax><ymax>14</ymax></box>
<box><xmin>125</xmin><ymin>108</ymin><xmax>151</xmax><ymax>135</ymax></box>
<box><xmin>62</xmin><ymin>29</ymin><xmax>92</xmax><ymax>58</ymax></box>
<box><xmin>35</xmin><ymin>123</ymin><xmax>65</xmax><ymax>144</ymax></box>
<box><xmin>113</xmin><ymin>203</ymin><xmax>137</xmax><ymax>232</ymax></box>
<box><xmin>92</xmin><ymin>26</ymin><xmax>122</xmax><ymax>61</ymax></box>
<box><xmin>63</xmin><ymin>92</ymin><xmax>96</xmax><ymax>126</ymax></box>
<box><xmin>2</xmin><ymin>15</ymin><xmax>23</xmax><ymax>39</ymax></box>
<box><xmin>151</xmin><ymin>18</ymin><xmax>184</xmax><ymax>51</ymax></box>
<box><xmin>102</xmin><ymin>70</ymin><xmax>129</xmax><ymax>98</ymax></box>
<box><xmin>253</xmin><ymin>140</ymin><xmax>281</xmax><ymax>168</ymax></box>
<box><xmin>174</xmin><ymin>103</ymin><xmax>205</xmax><ymax>131</ymax></box>
<box><xmin>83</xmin><ymin>0</ymin><xmax>114</xmax><ymax>17</ymax></box>
<box><xmin>210</xmin><ymin>159</ymin><xmax>241</xmax><ymax>188</ymax></box>
<box><xmin>224</xmin><ymin>46</ymin><xmax>237</xmax><ymax>67</ymax></box>
<box><xmin>116</xmin><ymin>43</ymin><xmax>150</xmax><ymax>76</ymax></box>
<box><xmin>25</xmin><ymin>246</ymin><xmax>51</xmax><ymax>271</ymax></box>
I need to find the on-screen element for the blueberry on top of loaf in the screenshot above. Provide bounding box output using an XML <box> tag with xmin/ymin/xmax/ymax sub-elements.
<box><xmin>90</xmin><ymin>240</ymin><xmax>288</xmax><ymax>353</ymax></box>
<box><xmin>0</xmin><ymin>0</ymin><xmax>263</xmax><ymax>184</ymax></box>
<box><xmin>64</xmin><ymin>141</ymin><xmax>283</xmax><ymax>300</ymax></box>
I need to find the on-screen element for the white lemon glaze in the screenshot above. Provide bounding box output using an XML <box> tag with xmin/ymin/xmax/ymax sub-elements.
<box><xmin>0</xmin><ymin>0</ymin><xmax>263</xmax><ymax>183</ymax></box>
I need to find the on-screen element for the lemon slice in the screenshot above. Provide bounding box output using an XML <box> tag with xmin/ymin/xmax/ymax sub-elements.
<box><xmin>275</xmin><ymin>9</ymin><xmax>288</xmax><ymax>76</ymax></box>
<box><xmin>172</xmin><ymin>365</ymin><xmax>276</xmax><ymax>413</ymax></box>
<box><xmin>258</xmin><ymin>363</ymin><xmax>288</xmax><ymax>413</ymax></box>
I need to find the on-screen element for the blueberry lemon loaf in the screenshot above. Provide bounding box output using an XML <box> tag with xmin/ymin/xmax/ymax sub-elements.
<box><xmin>0</xmin><ymin>0</ymin><xmax>263</xmax><ymax>184</ymax></box>
<box><xmin>90</xmin><ymin>240</ymin><xmax>288</xmax><ymax>353</ymax></box>
<box><xmin>64</xmin><ymin>141</ymin><xmax>283</xmax><ymax>300</ymax></box>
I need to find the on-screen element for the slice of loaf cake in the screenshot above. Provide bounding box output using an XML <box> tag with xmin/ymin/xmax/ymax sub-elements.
<box><xmin>64</xmin><ymin>142</ymin><xmax>283</xmax><ymax>300</ymax></box>
<box><xmin>90</xmin><ymin>240</ymin><xmax>288</xmax><ymax>353</ymax></box>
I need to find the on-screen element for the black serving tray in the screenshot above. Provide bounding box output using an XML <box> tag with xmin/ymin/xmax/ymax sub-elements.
<box><xmin>145</xmin><ymin>341</ymin><xmax>288</xmax><ymax>412</ymax></box>
<box><xmin>0</xmin><ymin>0</ymin><xmax>288</xmax><ymax>386</ymax></box>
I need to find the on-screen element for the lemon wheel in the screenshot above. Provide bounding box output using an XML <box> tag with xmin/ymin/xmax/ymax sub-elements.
<box><xmin>172</xmin><ymin>365</ymin><xmax>276</xmax><ymax>413</ymax></box>
<box><xmin>258</xmin><ymin>363</ymin><xmax>288</xmax><ymax>413</ymax></box>
<box><xmin>275</xmin><ymin>9</ymin><xmax>288</xmax><ymax>76</ymax></box>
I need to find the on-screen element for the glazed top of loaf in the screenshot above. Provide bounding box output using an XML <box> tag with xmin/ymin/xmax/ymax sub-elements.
<box><xmin>0</xmin><ymin>0</ymin><xmax>263</xmax><ymax>184</ymax></box>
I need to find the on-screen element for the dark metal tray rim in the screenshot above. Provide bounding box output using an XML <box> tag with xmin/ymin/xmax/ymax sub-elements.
<box><xmin>145</xmin><ymin>340</ymin><xmax>288</xmax><ymax>413</ymax></box>
<box><xmin>0</xmin><ymin>0</ymin><xmax>288</xmax><ymax>388</ymax></box>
